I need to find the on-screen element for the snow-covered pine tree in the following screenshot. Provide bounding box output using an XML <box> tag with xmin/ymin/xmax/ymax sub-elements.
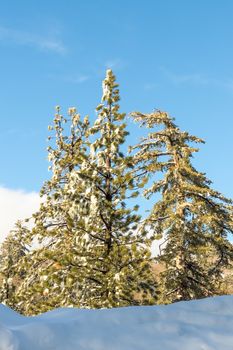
<box><xmin>130</xmin><ymin>110</ymin><xmax>233</xmax><ymax>303</ymax></box>
<box><xmin>15</xmin><ymin>71</ymin><xmax>157</xmax><ymax>315</ymax></box>
<box><xmin>70</xmin><ymin>70</ymin><xmax>157</xmax><ymax>308</ymax></box>
<box><xmin>15</xmin><ymin>107</ymin><xmax>91</xmax><ymax>315</ymax></box>
<box><xmin>0</xmin><ymin>221</ymin><xmax>29</xmax><ymax>310</ymax></box>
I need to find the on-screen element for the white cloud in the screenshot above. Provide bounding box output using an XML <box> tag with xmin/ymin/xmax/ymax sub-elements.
<box><xmin>144</xmin><ymin>83</ymin><xmax>159</xmax><ymax>91</ymax></box>
<box><xmin>160</xmin><ymin>66</ymin><xmax>233</xmax><ymax>92</ymax></box>
<box><xmin>160</xmin><ymin>66</ymin><xmax>210</xmax><ymax>85</ymax></box>
<box><xmin>64</xmin><ymin>74</ymin><xmax>90</xmax><ymax>84</ymax></box>
<box><xmin>0</xmin><ymin>187</ymin><xmax>41</xmax><ymax>243</ymax></box>
<box><xmin>104</xmin><ymin>59</ymin><xmax>124</xmax><ymax>70</ymax></box>
<box><xmin>73</xmin><ymin>75</ymin><xmax>89</xmax><ymax>83</ymax></box>
<box><xmin>0</xmin><ymin>25</ymin><xmax>66</xmax><ymax>54</ymax></box>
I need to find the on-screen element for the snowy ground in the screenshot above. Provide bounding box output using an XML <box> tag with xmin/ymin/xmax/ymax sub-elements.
<box><xmin>1</xmin><ymin>296</ymin><xmax>233</xmax><ymax>350</ymax></box>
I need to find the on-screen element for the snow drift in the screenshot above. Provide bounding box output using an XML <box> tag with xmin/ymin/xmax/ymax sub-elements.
<box><xmin>1</xmin><ymin>296</ymin><xmax>233</xmax><ymax>350</ymax></box>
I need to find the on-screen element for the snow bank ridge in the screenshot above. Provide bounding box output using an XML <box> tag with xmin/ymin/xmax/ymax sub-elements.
<box><xmin>1</xmin><ymin>296</ymin><xmax>233</xmax><ymax>350</ymax></box>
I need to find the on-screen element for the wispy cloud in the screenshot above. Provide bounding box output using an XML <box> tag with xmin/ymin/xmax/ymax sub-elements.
<box><xmin>160</xmin><ymin>66</ymin><xmax>210</xmax><ymax>86</ymax></box>
<box><xmin>160</xmin><ymin>66</ymin><xmax>233</xmax><ymax>92</ymax></box>
<box><xmin>64</xmin><ymin>74</ymin><xmax>90</xmax><ymax>84</ymax></box>
<box><xmin>104</xmin><ymin>59</ymin><xmax>124</xmax><ymax>70</ymax></box>
<box><xmin>49</xmin><ymin>73</ymin><xmax>90</xmax><ymax>84</ymax></box>
<box><xmin>0</xmin><ymin>25</ymin><xmax>66</xmax><ymax>54</ymax></box>
<box><xmin>59</xmin><ymin>59</ymin><xmax>125</xmax><ymax>85</ymax></box>
<box><xmin>144</xmin><ymin>83</ymin><xmax>159</xmax><ymax>91</ymax></box>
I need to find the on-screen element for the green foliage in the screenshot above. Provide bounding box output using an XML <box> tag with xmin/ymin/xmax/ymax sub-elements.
<box><xmin>1</xmin><ymin>73</ymin><xmax>233</xmax><ymax>314</ymax></box>
<box><xmin>13</xmin><ymin>71</ymin><xmax>157</xmax><ymax>314</ymax></box>
<box><xmin>68</xmin><ymin>70</ymin><xmax>157</xmax><ymax>308</ymax></box>
<box><xmin>14</xmin><ymin>106</ymin><xmax>92</xmax><ymax>314</ymax></box>
<box><xmin>131</xmin><ymin>110</ymin><xmax>233</xmax><ymax>303</ymax></box>
<box><xmin>0</xmin><ymin>221</ymin><xmax>29</xmax><ymax>310</ymax></box>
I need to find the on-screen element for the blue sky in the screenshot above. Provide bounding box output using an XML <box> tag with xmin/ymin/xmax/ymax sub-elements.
<box><xmin>0</xmin><ymin>0</ymin><xmax>233</xmax><ymax>202</ymax></box>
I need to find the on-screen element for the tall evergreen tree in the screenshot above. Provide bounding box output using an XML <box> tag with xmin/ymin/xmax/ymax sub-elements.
<box><xmin>15</xmin><ymin>107</ymin><xmax>91</xmax><ymax>314</ymax></box>
<box><xmin>131</xmin><ymin>110</ymin><xmax>233</xmax><ymax>303</ymax></box>
<box><xmin>72</xmin><ymin>69</ymin><xmax>157</xmax><ymax>308</ymax></box>
<box><xmin>15</xmin><ymin>71</ymin><xmax>157</xmax><ymax>314</ymax></box>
